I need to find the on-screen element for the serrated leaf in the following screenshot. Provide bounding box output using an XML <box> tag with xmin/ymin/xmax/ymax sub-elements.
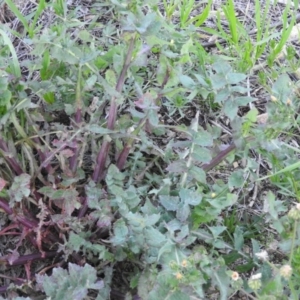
<box><xmin>179</xmin><ymin>75</ymin><xmax>195</xmax><ymax>88</ymax></box>
<box><xmin>159</xmin><ymin>195</ymin><xmax>180</xmax><ymax>211</ymax></box>
<box><xmin>192</xmin><ymin>146</ymin><xmax>212</xmax><ymax>163</ymax></box>
<box><xmin>0</xmin><ymin>90</ymin><xmax>11</xmax><ymax>106</ymax></box>
<box><xmin>208</xmin><ymin>226</ymin><xmax>226</xmax><ymax>239</ymax></box>
<box><xmin>86</xmin><ymin>182</ymin><xmax>103</xmax><ymax>209</ymax></box>
<box><xmin>215</xmin><ymin>88</ymin><xmax>230</xmax><ymax>103</ymax></box>
<box><xmin>9</xmin><ymin>173</ymin><xmax>31</xmax><ymax>206</ymax></box>
<box><xmin>68</xmin><ymin>232</ymin><xmax>85</xmax><ymax>252</ymax></box>
<box><xmin>145</xmin><ymin>214</ymin><xmax>161</xmax><ymax>226</ymax></box>
<box><xmin>272</xmin><ymin>74</ymin><xmax>292</xmax><ymax>102</ymax></box>
<box><xmin>210</xmin><ymin>74</ymin><xmax>227</xmax><ymax>89</ymax></box>
<box><xmin>138</xmin><ymin>272</ymin><xmax>150</xmax><ymax>298</ymax></box>
<box><xmin>39</xmin><ymin>186</ymin><xmax>80</xmax><ymax>216</ymax></box>
<box><xmin>193</xmin><ymin>129</ymin><xmax>213</xmax><ymax>146</ymax></box>
<box><xmin>179</xmin><ymin>188</ymin><xmax>202</xmax><ymax>206</ymax></box>
<box><xmin>226</xmin><ymin>72</ymin><xmax>246</xmax><ymax>84</ymax></box>
<box><xmin>176</xmin><ymin>203</ymin><xmax>190</xmax><ymax>222</ymax></box>
<box><xmin>194</xmin><ymin>73</ymin><xmax>209</xmax><ymax>87</ymax></box>
<box><xmin>235</xmin><ymin>96</ymin><xmax>254</xmax><ymax>106</ymax></box>
<box><xmin>263</xmin><ymin>191</ymin><xmax>278</xmax><ymax>219</ymax></box>
<box><xmin>213</xmin><ymin>60</ymin><xmax>231</xmax><ymax>74</ymax></box>
<box><xmin>36</xmin><ymin>263</ymin><xmax>103</xmax><ymax>300</ymax></box>
<box><xmin>112</xmin><ymin>220</ymin><xmax>128</xmax><ymax>245</ymax></box>
<box><xmin>212</xmin><ymin>266</ymin><xmax>229</xmax><ymax>300</ymax></box>
<box><xmin>189</xmin><ymin>166</ymin><xmax>206</xmax><ymax>184</ymax></box>
<box><xmin>125</xmin><ymin>186</ymin><xmax>141</xmax><ymax>208</ymax></box>
<box><xmin>144</xmin><ymin>227</ymin><xmax>166</xmax><ymax>247</ymax></box>
<box><xmin>223</xmin><ymin>100</ymin><xmax>238</xmax><ymax>120</ymax></box>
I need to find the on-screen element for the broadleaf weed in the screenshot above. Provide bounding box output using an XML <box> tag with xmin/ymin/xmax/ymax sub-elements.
<box><xmin>0</xmin><ymin>0</ymin><xmax>300</xmax><ymax>299</ymax></box>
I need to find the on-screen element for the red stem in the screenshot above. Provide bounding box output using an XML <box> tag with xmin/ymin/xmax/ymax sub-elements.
<box><xmin>93</xmin><ymin>37</ymin><xmax>136</xmax><ymax>183</ymax></box>
<box><xmin>0</xmin><ymin>138</ymin><xmax>24</xmax><ymax>175</ymax></box>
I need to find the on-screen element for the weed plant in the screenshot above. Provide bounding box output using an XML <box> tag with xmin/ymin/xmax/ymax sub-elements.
<box><xmin>0</xmin><ymin>0</ymin><xmax>300</xmax><ymax>299</ymax></box>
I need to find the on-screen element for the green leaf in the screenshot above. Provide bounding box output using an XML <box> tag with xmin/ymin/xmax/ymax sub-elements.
<box><xmin>0</xmin><ymin>90</ymin><xmax>12</xmax><ymax>106</ymax></box>
<box><xmin>223</xmin><ymin>100</ymin><xmax>238</xmax><ymax>120</ymax></box>
<box><xmin>251</xmin><ymin>239</ymin><xmax>261</xmax><ymax>262</ymax></box>
<box><xmin>176</xmin><ymin>203</ymin><xmax>190</xmax><ymax>222</ymax></box>
<box><xmin>179</xmin><ymin>189</ymin><xmax>202</xmax><ymax>206</ymax></box>
<box><xmin>36</xmin><ymin>263</ymin><xmax>103</xmax><ymax>300</ymax></box>
<box><xmin>169</xmin><ymin>291</ymin><xmax>190</xmax><ymax>300</ymax></box>
<box><xmin>105</xmin><ymin>69</ymin><xmax>117</xmax><ymax>86</ymax></box>
<box><xmin>88</xmin><ymin>124</ymin><xmax>116</xmax><ymax>134</ymax></box>
<box><xmin>145</xmin><ymin>214</ymin><xmax>161</xmax><ymax>226</ymax></box>
<box><xmin>38</xmin><ymin>186</ymin><xmax>80</xmax><ymax>216</ymax></box>
<box><xmin>226</xmin><ymin>72</ymin><xmax>247</xmax><ymax>84</ymax></box>
<box><xmin>263</xmin><ymin>191</ymin><xmax>279</xmax><ymax>220</ymax></box>
<box><xmin>112</xmin><ymin>220</ymin><xmax>128</xmax><ymax>245</ymax></box>
<box><xmin>210</xmin><ymin>74</ymin><xmax>227</xmax><ymax>89</ymax></box>
<box><xmin>189</xmin><ymin>166</ymin><xmax>207</xmax><ymax>184</ymax></box>
<box><xmin>192</xmin><ymin>146</ymin><xmax>212</xmax><ymax>163</ymax></box>
<box><xmin>208</xmin><ymin>226</ymin><xmax>226</xmax><ymax>239</ymax></box>
<box><xmin>179</xmin><ymin>75</ymin><xmax>195</xmax><ymax>88</ymax></box>
<box><xmin>9</xmin><ymin>174</ymin><xmax>31</xmax><ymax>206</ymax></box>
<box><xmin>212</xmin><ymin>266</ymin><xmax>229</xmax><ymax>300</ymax></box>
<box><xmin>215</xmin><ymin>88</ymin><xmax>230</xmax><ymax>103</ymax></box>
<box><xmin>228</xmin><ymin>170</ymin><xmax>244</xmax><ymax>188</ymax></box>
<box><xmin>193</xmin><ymin>129</ymin><xmax>213</xmax><ymax>146</ymax></box>
<box><xmin>271</xmin><ymin>74</ymin><xmax>292</xmax><ymax>103</ymax></box>
<box><xmin>233</xmin><ymin>226</ymin><xmax>244</xmax><ymax>251</ymax></box>
<box><xmin>144</xmin><ymin>227</ymin><xmax>166</xmax><ymax>247</ymax></box>
<box><xmin>213</xmin><ymin>60</ymin><xmax>231</xmax><ymax>74</ymax></box>
<box><xmin>68</xmin><ymin>232</ymin><xmax>85</xmax><ymax>252</ymax></box>
<box><xmin>245</xmin><ymin>107</ymin><xmax>258</xmax><ymax>122</ymax></box>
<box><xmin>159</xmin><ymin>195</ymin><xmax>180</xmax><ymax>211</ymax></box>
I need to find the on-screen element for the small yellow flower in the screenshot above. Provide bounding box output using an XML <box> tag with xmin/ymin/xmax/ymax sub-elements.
<box><xmin>270</xmin><ymin>95</ymin><xmax>278</xmax><ymax>102</ymax></box>
<box><xmin>279</xmin><ymin>265</ymin><xmax>292</xmax><ymax>279</ymax></box>
<box><xmin>248</xmin><ymin>273</ymin><xmax>262</xmax><ymax>291</ymax></box>
<box><xmin>175</xmin><ymin>272</ymin><xmax>183</xmax><ymax>280</ymax></box>
<box><xmin>286</xmin><ymin>98</ymin><xmax>292</xmax><ymax>106</ymax></box>
<box><xmin>231</xmin><ymin>271</ymin><xmax>239</xmax><ymax>281</ymax></box>
<box><xmin>181</xmin><ymin>259</ymin><xmax>188</xmax><ymax>267</ymax></box>
<box><xmin>211</xmin><ymin>193</ymin><xmax>216</xmax><ymax>198</ymax></box>
<box><xmin>288</xmin><ymin>207</ymin><xmax>300</xmax><ymax>220</ymax></box>
<box><xmin>169</xmin><ymin>261</ymin><xmax>177</xmax><ymax>269</ymax></box>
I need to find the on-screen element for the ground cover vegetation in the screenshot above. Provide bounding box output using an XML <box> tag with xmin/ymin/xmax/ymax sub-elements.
<box><xmin>0</xmin><ymin>0</ymin><xmax>300</xmax><ymax>299</ymax></box>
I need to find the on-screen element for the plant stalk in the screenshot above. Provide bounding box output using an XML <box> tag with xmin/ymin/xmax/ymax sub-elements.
<box><xmin>92</xmin><ymin>36</ymin><xmax>136</xmax><ymax>182</ymax></box>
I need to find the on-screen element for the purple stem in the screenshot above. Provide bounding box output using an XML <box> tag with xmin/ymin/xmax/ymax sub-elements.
<box><xmin>93</xmin><ymin>37</ymin><xmax>136</xmax><ymax>183</ymax></box>
<box><xmin>78</xmin><ymin>197</ymin><xmax>88</xmax><ymax>218</ymax></box>
<box><xmin>92</xmin><ymin>140</ymin><xmax>110</xmax><ymax>182</ymax></box>
<box><xmin>0</xmin><ymin>251</ymin><xmax>58</xmax><ymax>267</ymax></box>
<box><xmin>32</xmin><ymin>137</ymin><xmax>52</xmax><ymax>173</ymax></box>
<box><xmin>116</xmin><ymin>144</ymin><xmax>131</xmax><ymax>170</ymax></box>
<box><xmin>0</xmin><ymin>138</ymin><xmax>24</xmax><ymax>175</ymax></box>
<box><xmin>0</xmin><ymin>198</ymin><xmax>38</xmax><ymax>229</ymax></box>
<box><xmin>0</xmin><ymin>198</ymin><xmax>13</xmax><ymax>214</ymax></box>
<box><xmin>202</xmin><ymin>143</ymin><xmax>236</xmax><ymax>172</ymax></box>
